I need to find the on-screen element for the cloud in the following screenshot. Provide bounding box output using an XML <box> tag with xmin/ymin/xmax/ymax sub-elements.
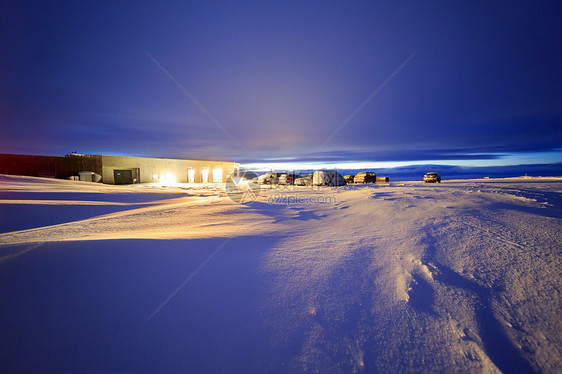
<box><xmin>3</xmin><ymin>1</ymin><xmax>561</xmax><ymax>168</ymax></box>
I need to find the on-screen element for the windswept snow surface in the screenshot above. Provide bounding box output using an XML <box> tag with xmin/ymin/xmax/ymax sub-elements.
<box><xmin>0</xmin><ymin>174</ymin><xmax>561</xmax><ymax>372</ymax></box>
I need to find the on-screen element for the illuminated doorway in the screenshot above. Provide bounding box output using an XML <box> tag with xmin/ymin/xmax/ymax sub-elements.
<box><xmin>212</xmin><ymin>167</ymin><xmax>223</xmax><ymax>183</ymax></box>
<box><xmin>187</xmin><ymin>168</ymin><xmax>195</xmax><ymax>183</ymax></box>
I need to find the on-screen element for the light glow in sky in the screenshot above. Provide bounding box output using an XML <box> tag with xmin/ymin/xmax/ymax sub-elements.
<box><xmin>1</xmin><ymin>1</ymin><xmax>561</xmax><ymax>169</ymax></box>
<box><xmin>244</xmin><ymin>151</ymin><xmax>562</xmax><ymax>172</ymax></box>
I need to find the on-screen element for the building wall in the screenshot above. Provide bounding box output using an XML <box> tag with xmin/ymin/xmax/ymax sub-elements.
<box><xmin>0</xmin><ymin>153</ymin><xmax>237</xmax><ymax>185</ymax></box>
<box><xmin>0</xmin><ymin>153</ymin><xmax>102</xmax><ymax>179</ymax></box>
<box><xmin>101</xmin><ymin>155</ymin><xmax>237</xmax><ymax>184</ymax></box>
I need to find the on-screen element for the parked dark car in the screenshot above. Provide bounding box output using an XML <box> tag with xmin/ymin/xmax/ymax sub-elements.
<box><xmin>424</xmin><ymin>172</ymin><xmax>441</xmax><ymax>183</ymax></box>
<box><xmin>279</xmin><ymin>173</ymin><xmax>299</xmax><ymax>185</ymax></box>
<box><xmin>343</xmin><ymin>175</ymin><xmax>355</xmax><ymax>184</ymax></box>
<box><xmin>353</xmin><ymin>172</ymin><xmax>376</xmax><ymax>183</ymax></box>
<box><xmin>294</xmin><ymin>174</ymin><xmax>313</xmax><ymax>186</ymax></box>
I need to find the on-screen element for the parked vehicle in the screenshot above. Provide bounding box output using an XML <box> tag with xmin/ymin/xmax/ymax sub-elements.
<box><xmin>294</xmin><ymin>174</ymin><xmax>313</xmax><ymax>186</ymax></box>
<box><xmin>354</xmin><ymin>172</ymin><xmax>377</xmax><ymax>183</ymax></box>
<box><xmin>279</xmin><ymin>173</ymin><xmax>299</xmax><ymax>185</ymax></box>
<box><xmin>312</xmin><ymin>171</ymin><xmax>346</xmax><ymax>186</ymax></box>
<box><xmin>258</xmin><ymin>172</ymin><xmax>283</xmax><ymax>184</ymax></box>
<box><xmin>343</xmin><ymin>175</ymin><xmax>355</xmax><ymax>184</ymax></box>
<box><xmin>424</xmin><ymin>172</ymin><xmax>441</xmax><ymax>183</ymax></box>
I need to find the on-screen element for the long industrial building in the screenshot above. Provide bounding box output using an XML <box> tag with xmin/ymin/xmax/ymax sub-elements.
<box><xmin>0</xmin><ymin>153</ymin><xmax>239</xmax><ymax>184</ymax></box>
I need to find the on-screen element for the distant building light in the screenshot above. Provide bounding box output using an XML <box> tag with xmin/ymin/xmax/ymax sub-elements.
<box><xmin>187</xmin><ymin>168</ymin><xmax>195</xmax><ymax>183</ymax></box>
<box><xmin>201</xmin><ymin>169</ymin><xmax>209</xmax><ymax>183</ymax></box>
<box><xmin>161</xmin><ymin>172</ymin><xmax>176</xmax><ymax>185</ymax></box>
<box><xmin>213</xmin><ymin>168</ymin><xmax>223</xmax><ymax>183</ymax></box>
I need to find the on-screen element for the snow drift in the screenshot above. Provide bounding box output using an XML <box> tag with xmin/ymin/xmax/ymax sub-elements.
<box><xmin>0</xmin><ymin>174</ymin><xmax>561</xmax><ymax>372</ymax></box>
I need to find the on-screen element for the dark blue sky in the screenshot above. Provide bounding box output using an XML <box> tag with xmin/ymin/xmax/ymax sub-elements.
<box><xmin>1</xmin><ymin>1</ymin><xmax>561</xmax><ymax>168</ymax></box>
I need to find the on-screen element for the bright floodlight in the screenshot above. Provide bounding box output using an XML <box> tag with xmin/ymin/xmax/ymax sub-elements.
<box><xmin>161</xmin><ymin>172</ymin><xmax>176</xmax><ymax>185</ymax></box>
<box><xmin>187</xmin><ymin>169</ymin><xmax>195</xmax><ymax>183</ymax></box>
<box><xmin>213</xmin><ymin>167</ymin><xmax>223</xmax><ymax>183</ymax></box>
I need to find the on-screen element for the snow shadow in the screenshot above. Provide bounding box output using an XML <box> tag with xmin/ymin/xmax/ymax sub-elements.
<box><xmin>247</xmin><ymin>201</ymin><xmax>329</xmax><ymax>223</ymax></box>
<box><xmin>292</xmin><ymin>209</ymin><xmax>324</xmax><ymax>221</ymax></box>
<box><xmin>432</xmin><ymin>263</ymin><xmax>534</xmax><ymax>373</ymax></box>
<box><xmin>493</xmin><ymin>198</ymin><xmax>562</xmax><ymax>220</ymax></box>
<box><xmin>0</xmin><ymin>191</ymin><xmax>183</xmax><ymax>203</ymax></box>
<box><xmin>245</xmin><ymin>201</ymin><xmax>324</xmax><ymax>223</ymax></box>
<box><xmin>420</xmin><ymin>230</ymin><xmax>534</xmax><ymax>372</ymax></box>
<box><xmin>0</xmin><ymin>192</ymin><xmax>183</xmax><ymax>233</ymax></box>
<box><xmin>408</xmin><ymin>275</ymin><xmax>437</xmax><ymax>316</ymax></box>
<box><xmin>0</xmin><ymin>236</ymin><xmax>284</xmax><ymax>373</ymax></box>
<box><xmin>0</xmin><ymin>203</ymin><xmax>150</xmax><ymax>234</ymax></box>
<box><xmin>371</xmin><ymin>192</ymin><xmax>398</xmax><ymax>200</ymax></box>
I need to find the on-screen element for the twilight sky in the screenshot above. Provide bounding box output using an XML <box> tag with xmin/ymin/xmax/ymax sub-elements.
<box><xmin>1</xmin><ymin>1</ymin><xmax>561</xmax><ymax>168</ymax></box>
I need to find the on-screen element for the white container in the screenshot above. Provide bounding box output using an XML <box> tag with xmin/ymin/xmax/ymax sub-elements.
<box><xmin>312</xmin><ymin>170</ymin><xmax>346</xmax><ymax>186</ymax></box>
<box><xmin>78</xmin><ymin>171</ymin><xmax>95</xmax><ymax>182</ymax></box>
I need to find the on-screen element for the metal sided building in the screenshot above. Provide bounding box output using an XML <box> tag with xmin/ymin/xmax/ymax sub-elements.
<box><xmin>0</xmin><ymin>153</ymin><xmax>239</xmax><ymax>185</ymax></box>
<box><xmin>101</xmin><ymin>155</ymin><xmax>239</xmax><ymax>184</ymax></box>
<box><xmin>0</xmin><ymin>153</ymin><xmax>102</xmax><ymax>179</ymax></box>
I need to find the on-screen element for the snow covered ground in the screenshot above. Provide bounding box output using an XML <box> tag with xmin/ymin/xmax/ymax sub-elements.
<box><xmin>0</xmin><ymin>174</ymin><xmax>561</xmax><ymax>372</ymax></box>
